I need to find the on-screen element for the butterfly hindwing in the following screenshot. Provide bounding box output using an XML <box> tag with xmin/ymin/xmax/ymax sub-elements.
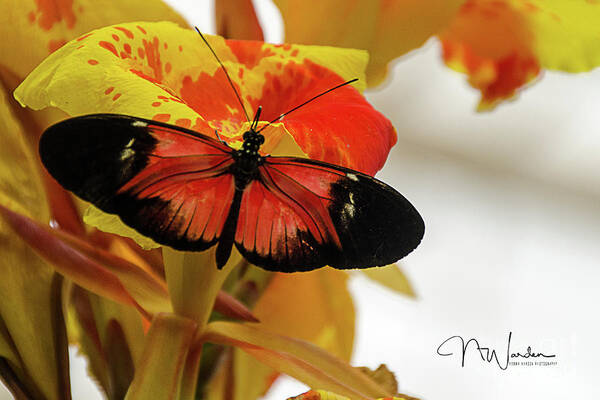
<box><xmin>234</xmin><ymin>157</ymin><xmax>425</xmax><ymax>272</ymax></box>
<box><xmin>40</xmin><ymin>114</ymin><xmax>237</xmax><ymax>251</ymax></box>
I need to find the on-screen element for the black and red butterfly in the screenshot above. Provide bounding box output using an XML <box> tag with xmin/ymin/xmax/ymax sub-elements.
<box><xmin>39</xmin><ymin>34</ymin><xmax>424</xmax><ymax>273</ymax></box>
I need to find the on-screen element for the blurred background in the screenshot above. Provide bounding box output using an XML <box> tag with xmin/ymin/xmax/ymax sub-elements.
<box><xmin>3</xmin><ymin>0</ymin><xmax>599</xmax><ymax>399</ymax></box>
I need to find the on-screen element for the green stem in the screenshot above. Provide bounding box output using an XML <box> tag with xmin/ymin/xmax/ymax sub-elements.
<box><xmin>162</xmin><ymin>247</ymin><xmax>240</xmax><ymax>399</ymax></box>
<box><xmin>163</xmin><ymin>247</ymin><xmax>239</xmax><ymax>330</ymax></box>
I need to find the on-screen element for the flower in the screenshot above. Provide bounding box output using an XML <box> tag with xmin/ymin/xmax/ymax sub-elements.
<box><xmin>6</xmin><ymin>21</ymin><xmax>410</xmax><ymax>399</ymax></box>
<box><xmin>221</xmin><ymin>0</ymin><xmax>600</xmax><ymax>110</ymax></box>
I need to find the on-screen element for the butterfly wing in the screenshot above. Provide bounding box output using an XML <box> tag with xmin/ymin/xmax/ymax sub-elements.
<box><xmin>40</xmin><ymin>114</ymin><xmax>237</xmax><ymax>250</ymax></box>
<box><xmin>234</xmin><ymin>157</ymin><xmax>424</xmax><ymax>272</ymax></box>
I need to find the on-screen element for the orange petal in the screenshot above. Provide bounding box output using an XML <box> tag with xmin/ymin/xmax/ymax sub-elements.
<box><xmin>215</xmin><ymin>0</ymin><xmax>264</xmax><ymax>40</ymax></box>
<box><xmin>439</xmin><ymin>0</ymin><xmax>541</xmax><ymax>110</ymax></box>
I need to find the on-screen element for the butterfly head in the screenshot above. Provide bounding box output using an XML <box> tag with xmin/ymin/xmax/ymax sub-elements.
<box><xmin>241</xmin><ymin>129</ymin><xmax>265</xmax><ymax>152</ymax></box>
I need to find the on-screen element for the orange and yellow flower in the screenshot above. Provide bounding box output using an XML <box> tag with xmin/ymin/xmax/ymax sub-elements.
<box><xmin>223</xmin><ymin>0</ymin><xmax>600</xmax><ymax>110</ymax></box>
<box><xmin>4</xmin><ymin>20</ymin><xmax>415</xmax><ymax>400</ymax></box>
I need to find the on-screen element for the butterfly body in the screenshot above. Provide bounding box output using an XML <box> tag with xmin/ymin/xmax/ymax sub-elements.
<box><xmin>40</xmin><ymin>114</ymin><xmax>424</xmax><ymax>272</ymax></box>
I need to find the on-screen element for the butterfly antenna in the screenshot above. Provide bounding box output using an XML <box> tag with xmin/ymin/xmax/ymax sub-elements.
<box><xmin>251</xmin><ymin>106</ymin><xmax>262</xmax><ymax>130</ymax></box>
<box><xmin>256</xmin><ymin>78</ymin><xmax>358</xmax><ymax>133</ymax></box>
<box><xmin>195</xmin><ymin>27</ymin><xmax>251</xmax><ymax>124</ymax></box>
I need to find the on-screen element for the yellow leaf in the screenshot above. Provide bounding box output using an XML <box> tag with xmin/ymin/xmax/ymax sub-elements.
<box><xmin>203</xmin><ymin>321</ymin><xmax>391</xmax><ymax>400</ymax></box>
<box><xmin>356</xmin><ymin>365</ymin><xmax>398</xmax><ymax>396</ymax></box>
<box><xmin>288</xmin><ymin>390</ymin><xmax>420</xmax><ymax>400</ymax></box>
<box><xmin>0</xmin><ymin>82</ymin><xmax>69</xmax><ymax>399</ymax></box>
<box><xmin>361</xmin><ymin>264</ymin><xmax>416</xmax><ymax>298</ymax></box>
<box><xmin>125</xmin><ymin>313</ymin><xmax>197</xmax><ymax>400</ymax></box>
<box><xmin>203</xmin><ymin>347</ymin><xmax>277</xmax><ymax>400</ymax></box>
<box><xmin>253</xmin><ymin>268</ymin><xmax>355</xmax><ymax>361</ymax></box>
<box><xmin>70</xmin><ymin>286</ymin><xmax>144</xmax><ymax>400</ymax></box>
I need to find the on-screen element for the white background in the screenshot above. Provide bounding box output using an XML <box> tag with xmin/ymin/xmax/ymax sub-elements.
<box><xmin>3</xmin><ymin>0</ymin><xmax>600</xmax><ymax>399</ymax></box>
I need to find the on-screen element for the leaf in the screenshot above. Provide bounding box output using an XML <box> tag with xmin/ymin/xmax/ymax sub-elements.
<box><xmin>355</xmin><ymin>365</ymin><xmax>397</xmax><ymax>396</ymax></box>
<box><xmin>271</xmin><ymin>0</ymin><xmax>466</xmax><ymax>86</ymax></box>
<box><xmin>203</xmin><ymin>269</ymin><xmax>354</xmax><ymax>400</ymax></box>
<box><xmin>70</xmin><ymin>286</ymin><xmax>145</xmax><ymax>400</ymax></box>
<box><xmin>361</xmin><ymin>264</ymin><xmax>416</xmax><ymax>298</ymax></box>
<box><xmin>254</xmin><ymin>269</ymin><xmax>355</xmax><ymax>361</ymax></box>
<box><xmin>288</xmin><ymin>390</ymin><xmax>420</xmax><ymax>400</ymax></box>
<box><xmin>125</xmin><ymin>313</ymin><xmax>197</xmax><ymax>400</ymax></box>
<box><xmin>203</xmin><ymin>321</ymin><xmax>391</xmax><ymax>400</ymax></box>
<box><xmin>0</xmin><ymin>204</ymin><xmax>150</xmax><ymax>317</ymax></box>
<box><xmin>0</xmin><ymin>84</ymin><xmax>70</xmax><ymax>400</ymax></box>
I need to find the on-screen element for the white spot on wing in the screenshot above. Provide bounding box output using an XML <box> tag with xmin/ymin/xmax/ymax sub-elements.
<box><xmin>132</xmin><ymin>120</ymin><xmax>147</xmax><ymax>127</ymax></box>
<box><xmin>343</xmin><ymin>203</ymin><xmax>355</xmax><ymax>218</ymax></box>
<box><xmin>120</xmin><ymin>148</ymin><xmax>135</xmax><ymax>161</ymax></box>
<box><xmin>346</xmin><ymin>173</ymin><xmax>358</xmax><ymax>182</ymax></box>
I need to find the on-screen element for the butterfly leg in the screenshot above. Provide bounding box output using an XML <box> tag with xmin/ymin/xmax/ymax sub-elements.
<box><xmin>214</xmin><ymin>129</ymin><xmax>227</xmax><ymax>144</ymax></box>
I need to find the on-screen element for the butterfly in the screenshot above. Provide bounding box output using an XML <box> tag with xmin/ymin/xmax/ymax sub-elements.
<box><xmin>39</xmin><ymin>33</ymin><xmax>424</xmax><ymax>273</ymax></box>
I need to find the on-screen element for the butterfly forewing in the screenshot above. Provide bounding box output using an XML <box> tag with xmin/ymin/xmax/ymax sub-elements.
<box><xmin>40</xmin><ymin>114</ymin><xmax>237</xmax><ymax>251</ymax></box>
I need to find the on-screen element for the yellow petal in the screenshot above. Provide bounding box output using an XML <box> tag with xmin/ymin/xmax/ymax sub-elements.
<box><xmin>361</xmin><ymin>264</ymin><xmax>416</xmax><ymax>298</ymax></box>
<box><xmin>84</xmin><ymin>205</ymin><xmax>160</xmax><ymax>250</ymax></box>
<box><xmin>0</xmin><ymin>0</ymin><xmax>187</xmax><ymax>81</ymax></box>
<box><xmin>510</xmin><ymin>0</ymin><xmax>600</xmax><ymax>72</ymax></box>
<box><xmin>273</xmin><ymin>0</ymin><xmax>465</xmax><ymax>86</ymax></box>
